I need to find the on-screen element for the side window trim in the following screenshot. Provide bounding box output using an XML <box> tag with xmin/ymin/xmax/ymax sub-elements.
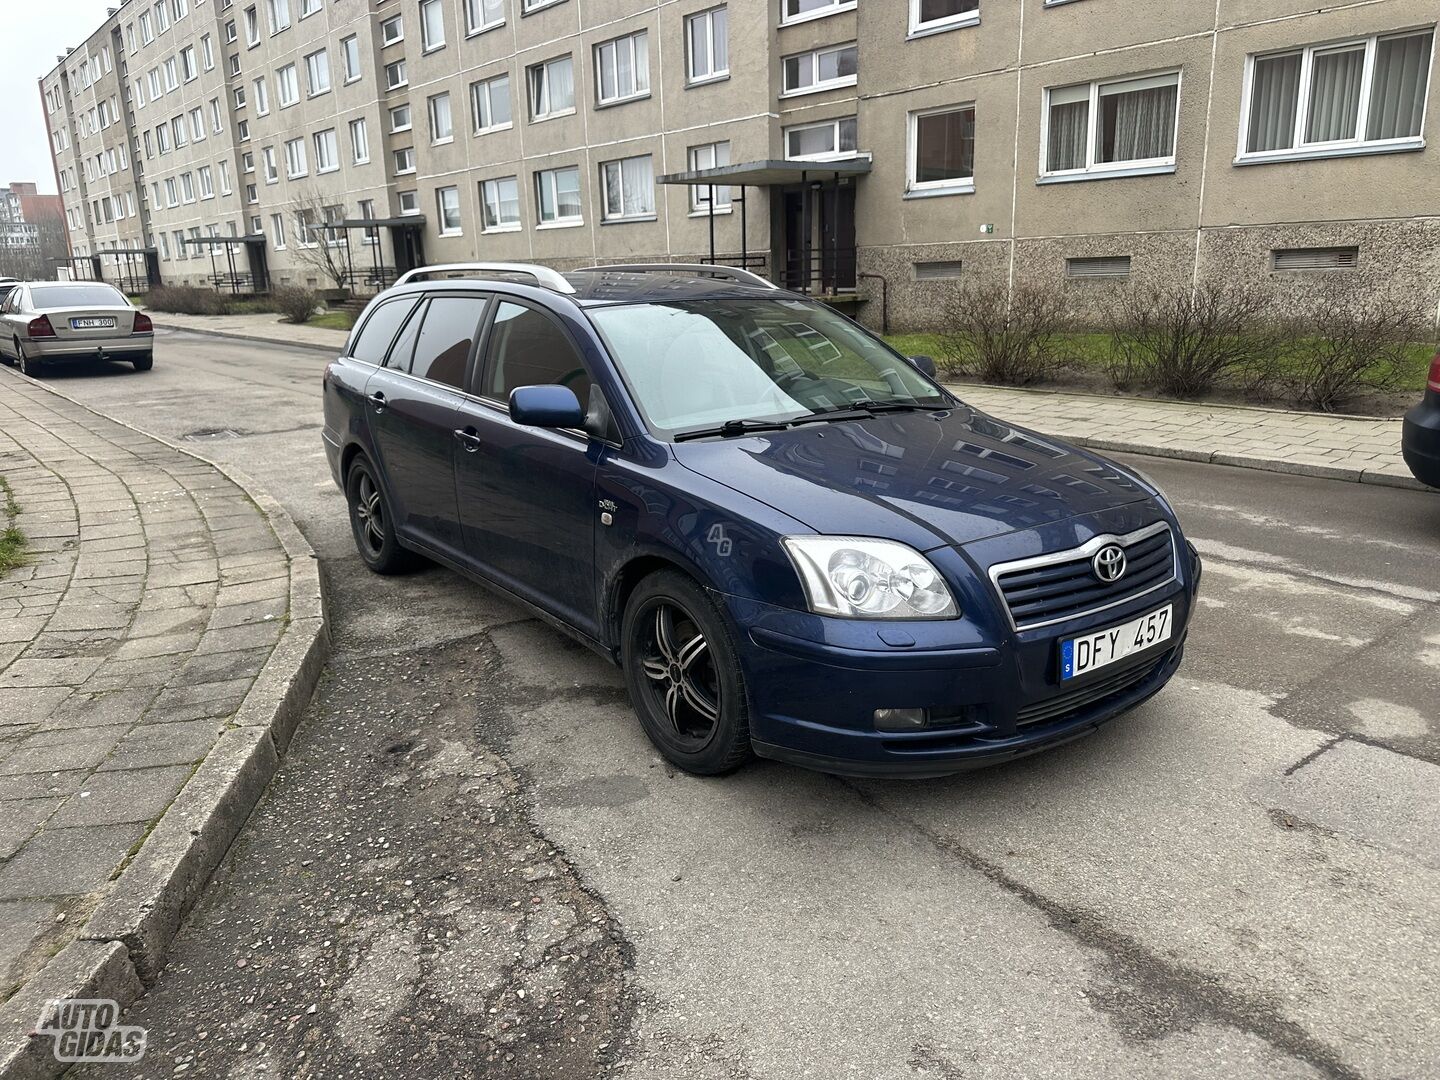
<box><xmin>384</xmin><ymin>297</ymin><xmax>429</xmax><ymax>373</ymax></box>
<box><xmin>348</xmin><ymin>296</ymin><xmax>417</xmax><ymax>366</ymax></box>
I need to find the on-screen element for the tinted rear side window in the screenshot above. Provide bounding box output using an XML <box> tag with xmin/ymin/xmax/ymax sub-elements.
<box><xmin>410</xmin><ymin>296</ymin><xmax>486</xmax><ymax>389</ymax></box>
<box><xmin>482</xmin><ymin>302</ymin><xmax>590</xmax><ymax>404</ymax></box>
<box><xmin>30</xmin><ymin>285</ymin><xmax>127</xmax><ymax>307</ymax></box>
<box><xmin>349</xmin><ymin>298</ymin><xmax>417</xmax><ymax>365</ymax></box>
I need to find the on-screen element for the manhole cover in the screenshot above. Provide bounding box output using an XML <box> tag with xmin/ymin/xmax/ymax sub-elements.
<box><xmin>180</xmin><ymin>428</ymin><xmax>246</xmax><ymax>441</ymax></box>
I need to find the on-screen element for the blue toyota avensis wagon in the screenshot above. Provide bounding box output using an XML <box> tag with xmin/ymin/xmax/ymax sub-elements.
<box><xmin>322</xmin><ymin>263</ymin><xmax>1201</xmax><ymax>778</ymax></box>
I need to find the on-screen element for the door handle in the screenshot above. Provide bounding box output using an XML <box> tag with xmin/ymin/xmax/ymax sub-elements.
<box><xmin>454</xmin><ymin>427</ymin><xmax>483</xmax><ymax>452</ymax></box>
<box><xmin>367</xmin><ymin>391</ymin><xmax>386</xmax><ymax>412</ymax></box>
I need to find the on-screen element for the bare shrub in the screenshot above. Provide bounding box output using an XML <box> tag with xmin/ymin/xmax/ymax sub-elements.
<box><xmin>938</xmin><ymin>280</ymin><xmax>1069</xmax><ymax>385</ymax></box>
<box><xmin>1270</xmin><ymin>283</ymin><xmax>1423</xmax><ymax>411</ymax></box>
<box><xmin>271</xmin><ymin>285</ymin><xmax>318</xmax><ymax>324</ymax></box>
<box><xmin>1103</xmin><ymin>279</ymin><xmax>1282</xmax><ymax>398</ymax></box>
<box><xmin>143</xmin><ymin>285</ymin><xmax>231</xmax><ymax>316</ymax></box>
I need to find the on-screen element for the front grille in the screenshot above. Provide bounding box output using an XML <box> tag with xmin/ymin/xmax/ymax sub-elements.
<box><xmin>1016</xmin><ymin>657</ymin><xmax>1165</xmax><ymax>729</ymax></box>
<box><xmin>990</xmin><ymin>523</ymin><xmax>1177</xmax><ymax>631</ymax></box>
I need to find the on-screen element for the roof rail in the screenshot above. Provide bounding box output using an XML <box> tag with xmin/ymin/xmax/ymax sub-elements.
<box><xmin>394</xmin><ymin>262</ymin><xmax>576</xmax><ymax>294</ymax></box>
<box><xmin>583</xmin><ymin>263</ymin><xmax>779</xmax><ymax>290</ymax></box>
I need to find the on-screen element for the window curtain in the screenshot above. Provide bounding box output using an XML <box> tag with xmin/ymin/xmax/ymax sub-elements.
<box><xmin>624</xmin><ymin>156</ymin><xmax>654</xmax><ymax>216</ymax></box>
<box><xmin>556</xmin><ymin>168</ymin><xmax>581</xmax><ymax>219</ymax></box>
<box><xmin>1047</xmin><ymin>99</ymin><xmax>1089</xmax><ymax>171</ymax></box>
<box><xmin>1306</xmin><ymin>47</ymin><xmax>1364</xmax><ymax>142</ymax></box>
<box><xmin>1367</xmin><ymin>32</ymin><xmax>1434</xmax><ymax>140</ymax></box>
<box><xmin>1101</xmin><ymin>83</ymin><xmax>1177</xmax><ymax>162</ymax></box>
<box><xmin>550</xmin><ymin>58</ymin><xmax>575</xmax><ymax>110</ymax></box>
<box><xmin>1247</xmin><ymin>53</ymin><xmax>1301</xmax><ymax>152</ymax></box>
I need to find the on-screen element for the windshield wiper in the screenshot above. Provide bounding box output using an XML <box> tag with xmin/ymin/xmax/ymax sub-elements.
<box><xmin>790</xmin><ymin>400</ymin><xmax>952</xmax><ymax>427</ymax></box>
<box><xmin>673</xmin><ymin>418</ymin><xmax>796</xmax><ymax>442</ymax></box>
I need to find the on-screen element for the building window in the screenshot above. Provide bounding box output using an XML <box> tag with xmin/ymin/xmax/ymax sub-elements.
<box><xmin>201</xmin><ymin>34</ymin><xmax>215</xmax><ymax>70</ymax></box>
<box><xmin>380</xmin><ymin>14</ymin><xmax>403</xmax><ymax>45</ymax></box>
<box><xmin>210</xmin><ymin>98</ymin><xmax>224</xmax><ymax>133</ymax></box>
<box><xmin>305</xmin><ymin>49</ymin><xmax>331</xmax><ymax>96</ymax></box>
<box><xmin>164</xmin><ymin>58</ymin><xmax>180</xmax><ymax>91</ymax></box>
<box><xmin>238</xmin><ymin>118</ymin><xmax>250</xmax><ymax>140</ymax></box>
<box><xmin>522</xmin><ymin>0</ymin><xmax>564</xmax><ymax>11</ymax></box>
<box><xmin>263</xmin><ymin>145</ymin><xmax>279</xmax><ymax>182</ymax></box>
<box><xmin>284</xmin><ymin>136</ymin><xmax>307</xmax><ymax>177</ymax></box>
<box><xmin>436</xmin><ymin>186</ymin><xmax>462</xmax><ymax>234</ymax></box>
<box><xmin>266</xmin><ymin>0</ymin><xmax>291</xmax><ymax>34</ymax></box>
<box><xmin>398</xmin><ymin>190</ymin><xmax>420</xmax><ymax>215</ymax></box>
<box><xmin>271</xmin><ymin>212</ymin><xmax>286</xmax><ymax>249</ymax></box>
<box><xmin>1241</xmin><ymin>30</ymin><xmax>1433</xmax><ymax>161</ymax></box>
<box><xmin>535</xmin><ymin>165</ymin><xmax>581</xmax><ymax>225</ymax></box>
<box><xmin>277</xmin><ymin>63</ymin><xmax>299</xmax><ymax>106</ymax></box>
<box><xmin>429</xmin><ymin>92</ymin><xmax>454</xmax><ymax>142</ymax></box>
<box><xmin>350</xmin><ymin>117</ymin><xmax>370</xmax><ymax>163</ymax></box>
<box><xmin>595</xmin><ymin>31</ymin><xmax>649</xmax><ymax>105</ymax></box>
<box><xmin>219</xmin><ymin>159</ymin><xmax>233</xmax><ymax>193</ymax></box>
<box><xmin>909</xmin><ymin>0</ymin><xmax>977</xmax><ymax>36</ymax></box>
<box><xmin>253</xmin><ymin>76</ymin><xmax>270</xmax><ymax>115</ymax></box>
<box><xmin>420</xmin><ymin>0</ymin><xmax>445</xmax><ymax>50</ymax></box>
<box><xmin>358</xmin><ymin>199</ymin><xmax>379</xmax><ymax>244</ymax></box>
<box><xmin>528</xmin><ymin>55</ymin><xmax>575</xmax><ymax>119</ymax></box>
<box><xmin>180</xmin><ymin>172</ymin><xmax>196</xmax><ymax>203</ymax></box>
<box><xmin>198</xmin><ymin>165</ymin><xmax>214</xmax><ymax>198</ymax></box>
<box><xmin>394</xmin><ymin>146</ymin><xmax>416</xmax><ymax>174</ymax></box>
<box><xmin>341</xmin><ymin>36</ymin><xmax>362</xmax><ymax>82</ymax></box>
<box><xmin>471</xmin><ymin>73</ymin><xmax>512</xmax><ymax>132</ymax></box>
<box><xmin>466</xmin><ymin>0</ymin><xmax>503</xmax><ymax>34</ymax></box>
<box><xmin>480</xmin><ymin>176</ymin><xmax>520</xmax><ymax>231</ymax></box>
<box><xmin>908</xmin><ymin>104</ymin><xmax>975</xmax><ymax>193</ymax></box>
<box><xmin>1066</xmin><ymin>255</ymin><xmax>1131</xmax><ymax>279</ymax></box>
<box><xmin>225</xmin><ymin>19</ymin><xmax>237</xmax><ymax>43</ymax></box>
<box><xmin>300</xmin><ymin>0</ymin><xmax>321</xmax><ymax>16</ymax></box>
<box><xmin>781</xmin><ymin>0</ymin><xmax>853</xmax><ymax>24</ymax></box>
<box><xmin>782</xmin><ymin>43</ymin><xmax>858</xmax><ymax>96</ymax></box>
<box><xmin>1044</xmin><ymin>72</ymin><xmax>1179</xmax><ymax>179</ymax></box>
<box><xmin>688</xmin><ymin>141</ymin><xmax>731</xmax><ymax>212</ymax></box>
<box><xmin>156</xmin><ymin>2</ymin><xmax>171</xmax><ymax>32</ymax></box>
<box><xmin>601</xmin><ymin>155</ymin><xmax>655</xmax><ymax>221</ymax></box>
<box><xmin>244</xmin><ymin>5</ymin><xmax>259</xmax><ymax>45</ymax></box>
<box><xmin>181</xmin><ymin>46</ymin><xmax>197</xmax><ymax>80</ymax></box>
<box><xmin>784</xmin><ymin>116</ymin><xmax>858</xmax><ymax>160</ymax></box>
<box><xmin>314</xmin><ymin>128</ymin><xmax>339</xmax><ymax>172</ymax></box>
<box><xmin>385</xmin><ymin>60</ymin><xmax>408</xmax><ymax>89</ymax></box>
<box><xmin>391</xmin><ymin>105</ymin><xmax>412</xmax><ymax>132</ymax></box>
<box><xmin>1272</xmin><ymin>246</ymin><xmax>1360</xmax><ymax>271</ymax></box>
<box><xmin>686</xmin><ymin>7</ymin><xmax>728</xmax><ymax>85</ymax></box>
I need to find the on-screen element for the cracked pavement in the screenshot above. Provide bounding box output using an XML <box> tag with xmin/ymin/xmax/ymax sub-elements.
<box><xmin>33</xmin><ymin>329</ymin><xmax>1440</xmax><ymax>1078</ymax></box>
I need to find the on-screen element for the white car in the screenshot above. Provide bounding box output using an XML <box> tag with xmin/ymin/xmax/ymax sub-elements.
<box><xmin>0</xmin><ymin>281</ymin><xmax>153</xmax><ymax>376</ymax></box>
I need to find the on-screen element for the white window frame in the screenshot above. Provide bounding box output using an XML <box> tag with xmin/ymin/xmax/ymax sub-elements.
<box><xmin>244</xmin><ymin>4</ymin><xmax>260</xmax><ymax>45</ymax></box>
<box><xmin>535</xmin><ymin>165</ymin><xmax>582</xmax><ymax>227</ymax></box>
<box><xmin>528</xmin><ymin>55</ymin><xmax>575</xmax><ymax>120</ymax></box>
<box><xmin>266</xmin><ymin>0</ymin><xmax>291</xmax><ymax>34</ymax></box>
<box><xmin>276</xmin><ymin>63</ymin><xmax>299</xmax><ymax>107</ymax></box>
<box><xmin>594</xmin><ymin>30</ymin><xmax>650</xmax><ymax>106</ymax></box>
<box><xmin>305</xmin><ymin>49</ymin><xmax>331</xmax><ymax>96</ymax></box>
<box><xmin>688</xmin><ymin>141</ymin><xmax>732</xmax><ymax>213</ymax></box>
<box><xmin>300</xmin><ymin>0</ymin><xmax>322</xmax><ymax>16</ymax></box>
<box><xmin>181</xmin><ymin>46</ymin><xmax>198</xmax><ymax>81</ymax></box>
<box><xmin>428</xmin><ymin>92</ymin><xmax>454</xmax><ymax>143</ymax></box>
<box><xmin>389</xmin><ymin>103</ymin><xmax>412</xmax><ymax>132</ymax></box>
<box><xmin>466</xmin><ymin>0</ymin><xmax>504</xmax><ymax>36</ymax></box>
<box><xmin>314</xmin><ymin>128</ymin><xmax>339</xmax><ymax>173</ymax></box>
<box><xmin>341</xmin><ymin>35</ymin><xmax>361</xmax><ymax>82</ymax></box>
<box><xmin>1039</xmin><ymin>70</ymin><xmax>1181</xmax><ymax>181</ymax></box>
<box><xmin>781</xmin><ymin>43</ymin><xmax>858</xmax><ymax>97</ymax></box>
<box><xmin>779</xmin><ymin>0</ymin><xmax>854</xmax><ymax>27</ymax></box>
<box><xmin>398</xmin><ymin>189</ymin><xmax>420</xmax><ymax>215</ymax></box>
<box><xmin>270</xmin><ymin>212</ymin><xmax>286</xmax><ymax>249</ymax></box>
<box><xmin>480</xmin><ymin>175</ymin><xmax>521</xmax><ymax>232</ymax></box>
<box><xmin>198</xmin><ymin>165</ymin><xmax>215</xmax><ymax>198</ymax></box>
<box><xmin>784</xmin><ymin>116</ymin><xmax>859</xmax><ymax>161</ymax></box>
<box><xmin>1236</xmin><ymin>29</ymin><xmax>1434</xmax><ymax>165</ymax></box>
<box><xmin>284</xmin><ymin>136</ymin><xmax>307</xmax><ymax>178</ymax></box>
<box><xmin>907</xmin><ymin>103</ymin><xmax>976</xmax><ymax>195</ymax></box>
<box><xmin>471</xmin><ymin>73</ymin><xmax>512</xmax><ymax>133</ymax></box>
<box><xmin>263</xmin><ymin>145</ymin><xmax>279</xmax><ymax>182</ymax></box>
<box><xmin>385</xmin><ymin>60</ymin><xmax>408</xmax><ymax>89</ymax></box>
<box><xmin>908</xmin><ymin>0</ymin><xmax>979</xmax><ymax>38</ymax></box>
<box><xmin>253</xmin><ymin>76</ymin><xmax>270</xmax><ymax>115</ymax></box>
<box><xmin>380</xmin><ymin>14</ymin><xmax>403</xmax><ymax>45</ymax></box>
<box><xmin>600</xmin><ymin>154</ymin><xmax>656</xmax><ymax>221</ymax></box>
<box><xmin>419</xmin><ymin>0</ymin><xmax>446</xmax><ymax>51</ymax></box>
<box><xmin>201</xmin><ymin>34</ymin><xmax>215</xmax><ymax>70</ymax></box>
<box><xmin>393</xmin><ymin>146</ymin><xmax>416</xmax><ymax>174</ymax></box>
<box><xmin>686</xmin><ymin>7</ymin><xmax>728</xmax><ymax>85</ymax></box>
<box><xmin>350</xmin><ymin>117</ymin><xmax>370</xmax><ymax>163</ymax></box>
<box><xmin>436</xmin><ymin>185</ymin><xmax>462</xmax><ymax>235</ymax></box>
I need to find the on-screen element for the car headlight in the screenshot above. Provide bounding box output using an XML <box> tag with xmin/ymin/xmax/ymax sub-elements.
<box><xmin>781</xmin><ymin>536</ymin><xmax>959</xmax><ymax>620</ymax></box>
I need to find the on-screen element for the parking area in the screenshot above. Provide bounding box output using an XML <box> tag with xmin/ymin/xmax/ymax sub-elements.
<box><xmin>23</xmin><ymin>328</ymin><xmax>1440</xmax><ymax>1079</ymax></box>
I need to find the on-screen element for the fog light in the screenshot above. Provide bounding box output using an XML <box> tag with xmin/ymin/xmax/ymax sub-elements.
<box><xmin>874</xmin><ymin>708</ymin><xmax>929</xmax><ymax>731</ymax></box>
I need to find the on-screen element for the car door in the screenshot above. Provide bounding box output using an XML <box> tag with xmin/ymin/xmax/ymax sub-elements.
<box><xmin>363</xmin><ymin>293</ymin><xmax>488</xmax><ymax>561</ymax></box>
<box><xmin>0</xmin><ymin>290</ymin><xmax>18</xmax><ymax>356</ymax></box>
<box><xmin>452</xmin><ymin>298</ymin><xmax>604</xmax><ymax>638</ymax></box>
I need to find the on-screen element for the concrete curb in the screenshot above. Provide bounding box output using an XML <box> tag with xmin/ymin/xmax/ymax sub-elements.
<box><xmin>0</xmin><ymin>379</ymin><xmax>329</xmax><ymax>1080</ymax></box>
<box><xmin>150</xmin><ymin>317</ymin><xmax>344</xmax><ymax>355</ymax></box>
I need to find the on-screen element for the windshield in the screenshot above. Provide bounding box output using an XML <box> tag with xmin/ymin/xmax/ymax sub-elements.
<box><xmin>589</xmin><ymin>299</ymin><xmax>949</xmax><ymax>437</ymax></box>
<box><xmin>30</xmin><ymin>284</ymin><xmax>128</xmax><ymax>308</ymax></box>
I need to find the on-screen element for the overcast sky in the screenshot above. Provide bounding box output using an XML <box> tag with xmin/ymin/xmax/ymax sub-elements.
<box><xmin>1</xmin><ymin>0</ymin><xmax>119</xmax><ymax>194</ymax></box>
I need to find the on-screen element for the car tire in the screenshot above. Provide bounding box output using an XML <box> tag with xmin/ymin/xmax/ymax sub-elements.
<box><xmin>621</xmin><ymin>569</ymin><xmax>752</xmax><ymax>776</ymax></box>
<box><xmin>132</xmin><ymin>353</ymin><xmax>154</xmax><ymax>372</ymax></box>
<box><xmin>345</xmin><ymin>456</ymin><xmax>414</xmax><ymax>575</ymax></box>
<box><xmin>16</xmin><ymin>342</ymin><xmax>41</xmax><ymax>378</ymax></box>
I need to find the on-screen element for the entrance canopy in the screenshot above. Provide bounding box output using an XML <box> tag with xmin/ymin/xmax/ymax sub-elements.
<box><xmin>180</xmin><ymin>235</ymin><xmax>270</xmax><ymax>295</ymax></box>
<box><xmin>656</xmin><ymin>158</ymin><xmax>872</xmax><ymax>188</ymax></box>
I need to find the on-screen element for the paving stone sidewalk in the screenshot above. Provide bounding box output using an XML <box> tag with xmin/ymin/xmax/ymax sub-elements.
<box><xmin>0</xmin><ymin>373</ymin><xmax>324</xmax><ymax>1077</ymax></box>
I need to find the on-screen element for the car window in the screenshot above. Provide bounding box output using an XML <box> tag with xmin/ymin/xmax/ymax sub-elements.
<box><xmin>349</xmin><ymin>298</ymin><xmax>417</xmax><ymax>366</ymax></box>
<box><xmin>29</xmin><ymin>284</ymin><xmax>127</xmax><ymax>307</ymax></box>
<box><xmin>481</xmin><ymin>301</ymin><xmax>590</xmax><ymax>405</ymax></box>
<box><xmin>410</xmin><ymin>296</ymin><xmax>485</xmax><ymax>390</ymax></box>
<box><xmin>383</xmin><ymin>300</ymin><xmax>426</xmax><ymax>371</ymax></box>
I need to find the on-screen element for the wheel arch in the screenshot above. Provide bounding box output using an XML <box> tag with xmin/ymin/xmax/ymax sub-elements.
<box><xmin>603</xmin><ymin>551</ymin><xmax>712</xmax><ymax>659</ymax></box>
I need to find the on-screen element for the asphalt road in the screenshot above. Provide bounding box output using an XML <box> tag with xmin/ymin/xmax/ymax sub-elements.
<box><xmin>21</xmin><ymin>329</ymin><xmax>1440</xmax><ymax>1080</ymax></box>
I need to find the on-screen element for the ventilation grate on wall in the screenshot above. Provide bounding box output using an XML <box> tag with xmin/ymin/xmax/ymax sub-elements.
<box><xmin>1271</xmin><ymin>246</ymin><xmax>1359</xmax><ymax>271</ymax></box>
<box><xmin>913</xmin><ymin>260</ymin><xmax>964</xmax><ymax>280</ymax></box>
<box><xmin>1065</xmin><ymin>256</ymin><xmax>1131</xmax><ymax>279</ymax></box>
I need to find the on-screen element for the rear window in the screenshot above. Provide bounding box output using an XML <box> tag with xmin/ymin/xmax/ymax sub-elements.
<box><xmin>349</xmin><ymin>298</ymin><xmax>418</xmax><ymax>365</ymax></box>
<box><xmin>30</xmin><ymin>284</ymin><xmax>128</xmax><ymax>307</ymax></box>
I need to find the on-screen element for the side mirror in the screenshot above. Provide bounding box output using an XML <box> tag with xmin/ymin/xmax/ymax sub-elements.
<box><xmin>509</xmin><ymin>384</ymin><xmax>584</xmax><ymax>429</ymax></box>
<box><xmin>908</xmin><ymin>355</ymin><xmax>937</xmax><ymax>378</ymax></box>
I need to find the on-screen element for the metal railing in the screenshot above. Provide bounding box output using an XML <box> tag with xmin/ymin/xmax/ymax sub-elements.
<box><xmin>782</xmin><ymin>247</ymin><xmax>858</xmax><ymax>296</ymax></box>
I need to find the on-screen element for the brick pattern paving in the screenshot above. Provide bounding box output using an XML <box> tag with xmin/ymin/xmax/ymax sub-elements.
<box><xmin>0</xmin><ymin>377</ymin><xmax>291</xmax><ymax>1003</ymax></box>
<box><xmin>954</xmin><ymin>385</ymin><xmax>1418</xmax><ymax>488</ymax></box>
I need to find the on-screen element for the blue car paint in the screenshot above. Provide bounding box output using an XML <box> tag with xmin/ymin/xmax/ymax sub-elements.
<box><xmin>323</xmin><ymin>273</ymin><xmax>1200</xmax><ymax>776</ymax></box>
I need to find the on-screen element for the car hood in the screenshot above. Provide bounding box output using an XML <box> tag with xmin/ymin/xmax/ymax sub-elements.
<box><xmin>671</xmin><ymin>405</ymin><xmax>1154</xmax><ymax>550</ymax></box>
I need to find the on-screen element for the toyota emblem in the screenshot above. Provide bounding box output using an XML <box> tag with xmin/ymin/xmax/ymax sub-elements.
<box><xmin>1092</xmin><ymin>544</ymin><xmax>1127</xmax><ymax>584</ymax></box>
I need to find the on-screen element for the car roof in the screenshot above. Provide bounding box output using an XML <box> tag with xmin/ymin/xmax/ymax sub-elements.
<box><xmin>381</xmin><ymin>270</ymin><xmax>803</xmax><ymax>308</ymax></box>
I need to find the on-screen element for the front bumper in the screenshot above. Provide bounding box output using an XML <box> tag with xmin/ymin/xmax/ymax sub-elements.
<box><xmin>1401</xmin><ymin>396</ymin><xmax>1440</xmax><ymax>488</ymax></box>
<box><xmin>725</xmin><ymin>545</ymin><xmax>1200</xmax><ymax>778</ymax></box>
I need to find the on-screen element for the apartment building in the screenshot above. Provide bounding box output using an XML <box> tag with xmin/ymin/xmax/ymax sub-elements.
<box><xmin>0</xmin><ymin>184</ymin><xmax>64</xmax><ymax>251</ymax></box>
<box><xmin>40</xmin><ymin>0</ymin><xmax>1440</xmax><ymax>329</ymax></box>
